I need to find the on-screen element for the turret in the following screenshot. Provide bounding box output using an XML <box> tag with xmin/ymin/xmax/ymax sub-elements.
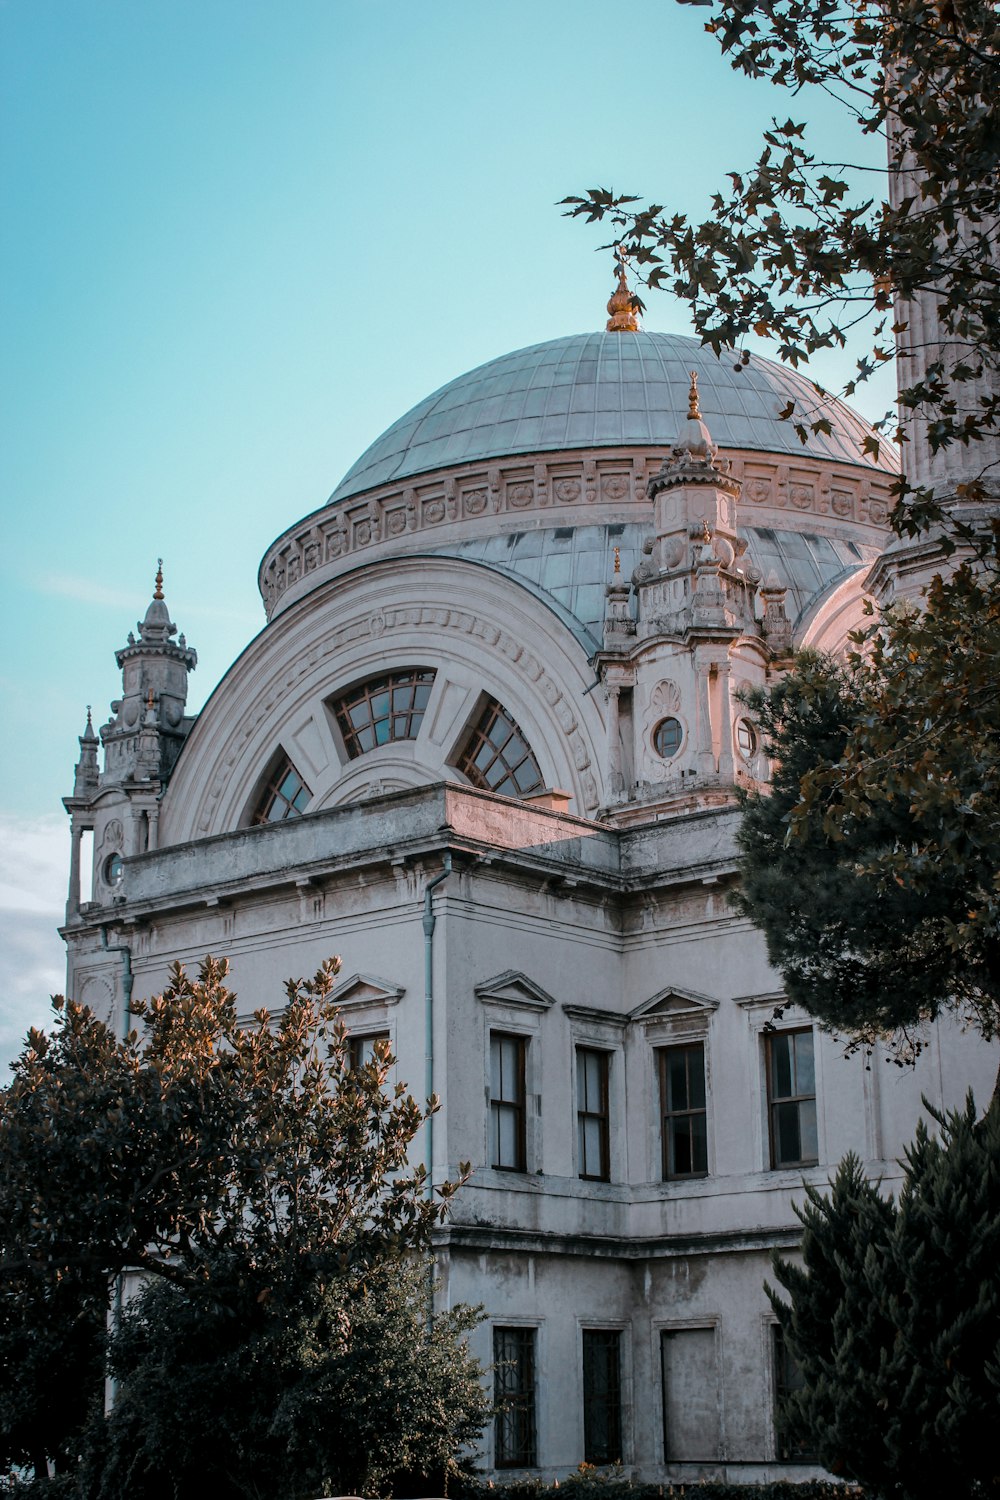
<box><xmin>63</xmin><ymin>564</ymin><xmax>197</xmax><ymax>919</ymax></box>
<box><xmin>100</xmin><ymin>561</ymin><xmax>198</xmax><ymax>786</ymax></box>
<box><xmin>594</xmin><ymin>370</ymin><xmax>778</xmax><ymax>820</ymax></box>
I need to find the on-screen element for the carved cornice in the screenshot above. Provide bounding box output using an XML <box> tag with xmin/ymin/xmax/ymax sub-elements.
<box><xmin>258</xmin><ymin>445</ymin><xmax>894</xmax><ymax>620</ymax></box>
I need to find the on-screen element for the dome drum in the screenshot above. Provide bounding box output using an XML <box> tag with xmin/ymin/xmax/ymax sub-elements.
<box><xmin>260</xmin><ymin>441</ymin><xmax>894</xmax><ymax>622</ymax></box>
<box><xmin>259</xmin><ymin>330</ymin><xmax>896</xmax><ymax>623</ymax></box>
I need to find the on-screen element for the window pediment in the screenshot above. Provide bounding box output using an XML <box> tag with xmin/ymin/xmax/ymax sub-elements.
<box><xmin>475</xmin><ymin>971</ymin><xmax>556</xmax><ymax>1013</ymax></box>
<box><xmin>331</xmin><ymin>972</ymin><xmax>405</xmax><ymax>1011</ymax></box>
<box><xmin>631</xmin><ymin>986</ymin><xmax>719</xmax><ymax>1036</ymax></box>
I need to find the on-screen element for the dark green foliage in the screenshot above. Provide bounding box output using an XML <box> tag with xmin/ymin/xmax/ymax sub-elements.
<box><xmin>770</xmin><ymin>1097</ymin><xmax>1000</xmax><ymax>1500</ymax></box>
<box><xmin>736</xmin><ymin>560</ymin><xmax>1000</xmax><ymax>1058</ymax></box>
<box><xmin>80</xmin><ymin>1259</ymin><xmax>487</xmax><ymax>1500</ymax></box>
<box><xmin>452</xmin><ymin>1480</ymin><xmax>864</xmax><ymax>1500</ymax></box>
<box><xmin>0</xmin><ymin>1272</ymin><xmax>104</xmax><ymax>1484</ymax></box>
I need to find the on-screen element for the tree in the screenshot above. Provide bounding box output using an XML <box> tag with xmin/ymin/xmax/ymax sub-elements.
<box><xmin>769</xmin><ymin>1095</ymin><xmax>1000</xmax><ymax>1499</ymax></box>
<box><xmin>83</xmin><ymin>1260</ymin><xmax>488</xmax><ymax>1500</ymax></box>
<box><xmin>734</xmin><ymin>558</ymin><xmax>1000</xmax><ymax>1060</ymax></box>
<box><xmin>0</xmin><ymin>957</ymin><xmax>483</xmax><ymax>1493</ymax></box>
<box><xmin>563</xmin><ymin>0</ymin><xmax>1000</xmax><ymax>533</ymax></box>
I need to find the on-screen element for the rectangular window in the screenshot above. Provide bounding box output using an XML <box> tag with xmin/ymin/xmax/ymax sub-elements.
<box><xmin>577</xmin><ymin>1048</ymin><xmax>610</xmax><ymax>1181</ymax></box>
<box><xmin>348</xmin><ymin>1032</ymin><xmax>390</xmax><ymax>1071</ymax></box>
<box><xmin>659</xmin><ymin>1043</ymin><xmax>708</xmax><ymax>1179</ymax></box>
<box><xmin>494</xmin><ymin>1326</ymin><xmax>537</xmax><ymax>1467</ymax></box>
<box><xmin>582</xmin><ymin>1329</ymin><xmax>622</xmax><ymax>1464</ymax></box>
<box><xmin>491</xmin><ymin>1033</ymin><xmax>527</xmax><ymax>1172</ymax></box>
<box><xmin>660</xmin><ymin>1327</ymin><xmax>720</xmax><ymax>1461</ymax></box>
<box><xmin>766</xmin><ymin>1029</ymin><xmax>817</xmax><ymax>1169</ymax></box>
<box><xmin>772</xmin><ymin>1324</ymin><xmax>815</xmax><ymax>1460</ymax></box>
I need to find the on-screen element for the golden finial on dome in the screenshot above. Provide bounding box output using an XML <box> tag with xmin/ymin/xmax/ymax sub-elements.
<box><xmin>688</xmin><ymin>371</ymin><xmax>701</xmax><ymax>420</ymax></box>
<box><xmin>606</xmin><ymin>247</ymin><xmax>640</xmax><ymax>333</ymax></box>
<box><xmin>153</xmin><ymin>559</ymin><xmax>164</xmax><ymax>601</ymax></box>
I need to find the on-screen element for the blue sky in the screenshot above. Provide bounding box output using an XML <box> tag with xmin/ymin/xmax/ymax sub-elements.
<box><xmin>0</xmin><ymin>0</ymin><xmax>894</xmax><ymax>1062</ymax></box>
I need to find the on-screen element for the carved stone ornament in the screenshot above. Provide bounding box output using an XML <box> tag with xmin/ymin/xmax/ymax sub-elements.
<box><xmin>507</xmin><ymin>483</ymin><xmax>534</xmax><ymax>508</ymax></box>
<box><xmin>650</xmin><ymin>679</ymin><xmax>682</xmax><ymax>714</ymax></box>
<box><xmin>464</xmin><ymin>487</ymin><xmax>488</xmax><ymax>516</ymax></box>
<box><xmin>602</xmin><ymin>474</ymin><xmax>629</xmax><ymax>500</ymax></box>
<box><xmin>555</xmin><ymin>478</ymin><xmax>581</xmax><ymax>503</ymax></box>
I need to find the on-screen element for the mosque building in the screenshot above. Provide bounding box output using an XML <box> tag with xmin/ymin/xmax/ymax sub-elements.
<box><xmin>60</xmin><ymin>266</ymin><xmax>996</xmax><ymax>1481</ymax></box>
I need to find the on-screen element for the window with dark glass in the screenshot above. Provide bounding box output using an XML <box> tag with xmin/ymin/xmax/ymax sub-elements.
<box><xmin>659</xmin><ymin>1043</ymin><xmax>708</xmax><ymax>1179</ymax></box>
<box><xmin>490</xmin><ymin>1033</ymin><xmax>527</xmax><ymax>1172</ymax></box>
<box><xmin>251</xmin><ymin>754</ymin><xmax>311</xmax><ymax>825</ymax></box>
<box><xmin>494</xmin><ymin>1326</ymin><xmax>537</xmax><ymax>1467</ymax></box>
<box><xmin>348</xmin><ymin>1032</ymin><xmax>390</xmax><ymax>1072</ymax></box>
<box><xmin>582</xmin><ymin>1329</ymin><xmax>622</xmax><ymax>1464</ymax></box>
<box><xmin>772</xmin><ymin>1324</ymin><xmax>816</xmax><ymax>1460</ymax></box>
<box><xmin>455</xmin><ymin>698</ymin><xmax>544</xmax><ymax>799</ymax></box>
<box><xmin>332</xmin><ymin>668</ymin><xmax>435</xmax><ymax>757</ymax></box>
<box><xmin>577</xmin><ymin>1048</ymin><xmax>610</xmax><ymax>1181</ymax></box>
<box><xmin>766</xmin><ymin>1029</ymin><xmax>817</xmax><ymax>1169</ymax></box>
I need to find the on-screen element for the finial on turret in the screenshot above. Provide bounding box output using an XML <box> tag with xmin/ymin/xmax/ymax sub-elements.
<box><xmin>613</xmin><ymin>545</ymin><xmax>621</xmax><ymax>574</ymax></box>
<box><xmin>154</xmin><ymin>559</ymin><xmax>164</xmax><ymax>601</ymax></box>
<box><xmin>606</xmin><ymin>247</ymin><xmax>640</xmax><ymax>333</ymax></box>
<box><xmin>688</xmin><ymin>371</ymin><xmax>701</xmax><ymax>421</ymax></box>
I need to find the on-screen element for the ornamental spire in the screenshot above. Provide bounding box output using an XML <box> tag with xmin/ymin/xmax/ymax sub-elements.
<box><xmin>606</xmin><ymin>247</ymin><xmax>640</xmax><ymax>333</ymax></box>
<box><xmin>688</xmin><ymin>370</ymin><xmax>701</xmax><ymax>420</ymax></box>
<box><xmin>153</xmin><ymin>558</ymin><xmax>164</xmax><ymax>601</ymax></box>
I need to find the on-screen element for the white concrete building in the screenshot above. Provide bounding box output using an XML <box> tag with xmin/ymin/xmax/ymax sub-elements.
<box><xmin>61</xmin><ymin>278</ymin><xmax>996</xmax><ymax>1482</ymax></box>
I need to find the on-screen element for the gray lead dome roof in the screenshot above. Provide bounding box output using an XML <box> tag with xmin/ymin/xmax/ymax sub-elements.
<box><xmin>329</xmin><ymin>330</ymin><xmax>897</xmax><ymax>503</ymax></box>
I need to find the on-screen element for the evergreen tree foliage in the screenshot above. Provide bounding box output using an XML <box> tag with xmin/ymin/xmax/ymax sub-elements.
<box><xmin>770</xmin><ymin>1096</ymin><xmax>1000</xmax><ymax>1499</ymax></box>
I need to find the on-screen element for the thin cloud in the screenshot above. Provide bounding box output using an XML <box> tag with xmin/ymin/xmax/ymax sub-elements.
<box><xmin>0</xmin><ymin>813</ymin><xmax>67</xmax><ymax>1069</ymax></box>
<box><xmin>36</xmin><ymin>572</ymin><xmax>141</xmax><ymax>610</ymax></box>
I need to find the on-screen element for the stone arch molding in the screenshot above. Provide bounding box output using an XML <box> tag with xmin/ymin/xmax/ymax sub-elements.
<box><xmin>161</xmin><ymin>556</ymin><xmax>607</xmax><ymax>843</ymax></box>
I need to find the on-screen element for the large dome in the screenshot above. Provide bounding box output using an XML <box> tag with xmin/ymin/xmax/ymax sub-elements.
<box><xmin>329</xmin><ymin>330</ymin><xmax>896</xmax><ymax>503</ymax></box>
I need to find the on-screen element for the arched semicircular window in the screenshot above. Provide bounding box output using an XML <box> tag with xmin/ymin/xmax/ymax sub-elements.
<box><xmin>455</xmin><ymin>697</ymin><xmax>545</xmax><ymax>799</ymax></box>
<box><xmin>332</xmin><ymin>668</ymin><xmax>436</xmax><ymax>758</ymax></box>
<box><xmin>251</xmin><ymin>754</ymin><xmax>311</xmax><ymax>825</ymax></box>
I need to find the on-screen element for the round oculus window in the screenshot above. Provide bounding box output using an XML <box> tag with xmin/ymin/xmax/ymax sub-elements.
<box><xmin>104</xmin><ymin>853</ymin><xmax>124</xmax><ymax>887</ymax></box>
<box><xmin>736</xmin><ymin>718</ymin><xmax>758</xmax><ymax>760</ymax></box>
<box><xmin>652</xmin><ymin>716</ymin><xmax>683</xmax><ymax>759</ymax></box>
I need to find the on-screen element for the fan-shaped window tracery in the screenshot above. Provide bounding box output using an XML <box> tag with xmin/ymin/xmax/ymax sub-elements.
<box><xmin>251</xmin><ymin>754</ymin><xmax>311</xmax><ymax>824</ymax></box>
<box><xmin>455</xmin><ymin>698</ymin><xmax>545</xmax><ymax>799</ymax></box>
<box><xmin>332</xmin><ymin>669</ymin><xmax>436</xmax><ymax>758</ymax></box>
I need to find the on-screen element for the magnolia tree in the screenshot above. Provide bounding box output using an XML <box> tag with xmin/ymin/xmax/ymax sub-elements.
<box><xmin>0</xmin><ymin>958</ymin><xmax>487</xmax><ymax>1497</ymax></box>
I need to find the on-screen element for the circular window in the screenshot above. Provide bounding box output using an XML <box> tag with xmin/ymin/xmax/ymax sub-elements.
<box><xmin>104</xmin><ymin>853</ymin><xmax>124</xmax><ymax>888</ymax></box>
<box><xmin>736</xmin><ymin>718</ymin><xmax>758</xmax><ymax>760</ymax></box>
<box><xmin>652</xmin><ymin>716</ymin><xmax>683</xmax><ymax>759</ymax></box>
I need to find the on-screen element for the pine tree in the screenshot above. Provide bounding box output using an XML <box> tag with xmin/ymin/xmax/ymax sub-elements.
<box><xmin>770</xmin><ymin>1098</ymin><xmax>1000</xmax><ymax>1499</ymax></box>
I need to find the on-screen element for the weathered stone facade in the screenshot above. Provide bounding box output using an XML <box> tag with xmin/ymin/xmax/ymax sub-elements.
<box><xmin>62</xmin><ymin>328</ymin><xmax>995</xmax><ymax>1481</ymax></box>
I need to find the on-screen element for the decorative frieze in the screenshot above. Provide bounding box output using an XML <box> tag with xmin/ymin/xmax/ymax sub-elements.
<box><xmin>259</xmin><ymin>446</ymin><xmax>895</xmax><ymax>619</ymax></box>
